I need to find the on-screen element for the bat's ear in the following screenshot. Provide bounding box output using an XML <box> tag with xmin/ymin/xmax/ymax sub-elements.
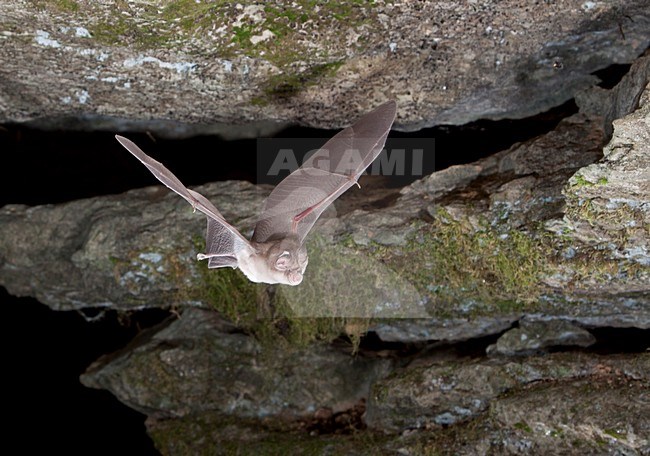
<box><xmin>275</xmin><ymin>251</ymin><xmax>291</xmax><ymax>270</ymax></box>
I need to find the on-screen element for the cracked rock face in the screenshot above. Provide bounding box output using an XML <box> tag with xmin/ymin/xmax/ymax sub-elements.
<box><xmin>81</xmin><ymin>308</ymin><xmax>392</xmax><ymax>420</ymax></box>
<box><xmin>564</xmin><ymin>82</ymin><xmax>650</xmax><ymax>266</ymax></box>
<box><xmin>0</xmin><ymin>1</ymin><xmax>648</xmax><ymax>137</ymax></box>
<box><xmin>365</xmin><ymin>352</ymin><xmax>650</xmax><ymax>433</ymax></box>
<box><xmin>0</xmin><ymin>181</ymin><xmax>264</xmax><ymax>310</ymax></box>
<box><xmin>486</xmin><ymin>319</ymin><xmax>596</xmax><ymax>357</ymax></box>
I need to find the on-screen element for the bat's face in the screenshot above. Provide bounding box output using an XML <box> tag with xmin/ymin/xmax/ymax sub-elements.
<box><xmin>267</xmin><ymin>238</ymin><xmax>308</xmax><ymax>286</ymax></box>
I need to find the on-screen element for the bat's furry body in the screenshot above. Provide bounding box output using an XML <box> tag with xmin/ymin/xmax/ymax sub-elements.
<box><xmin>235</xmin><ymin>236</ymin><xmax>307</xmax><ymax>285</ymax></box>
<box><xmin>115</xmin><ymin>101</ymin><xmax>396</xmax><ymax>285</ymax></box>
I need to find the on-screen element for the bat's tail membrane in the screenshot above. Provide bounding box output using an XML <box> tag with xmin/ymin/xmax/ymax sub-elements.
<box><xmin>201</xmin><ymin>218</ymin><xmax>246</xmax><ymax>268</ymax></box>
<box><xmin>197</xmin><ymin>252</ymin><xmax>238</xmax><ymax>269</ymax></box>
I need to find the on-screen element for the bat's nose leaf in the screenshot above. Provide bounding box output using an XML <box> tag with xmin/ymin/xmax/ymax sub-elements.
<box><xmin>287</xmin><ymin>271</ymin><xmax>303</xmax><ymax>285</ymax></box>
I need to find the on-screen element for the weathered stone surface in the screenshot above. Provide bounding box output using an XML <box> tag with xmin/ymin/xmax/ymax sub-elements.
<box><xmin>563</xmin><ymin>82</ymin><xmax>650</xmax><ymax>266</ymax></box>
<box><xmin>0</xmin><ymin>180</ymin><xmax>264</xmax><ymax>310</ymax></box>
<box><xmin>486</xmin><ymin>319</ymin><xmax>596</xmax><ymax>357</ymax></box>
<box><xmin>357</xmin><ymin>53</ymin><xmax>649</xmax><ymax>245</ymax></box>
<box><xmin>351</xmin><ymin>54</ymin><xmax>650</xmax><ymax>345</ymax></box>
<box><xmin>81</xmin><ymin>308</ymin><xmax>392</xmax><ymax>420</ymax></box>
<box><xmin>371</xmin><ymin>294</ymin><xmax>650</xmax><ymax>344</ymax></box>
<box><xmin>371</xmin><ymin>317</ymin><xmax>518</xmax><ymax>344</ymax></box>
<box><xmin>365</xmin><ymin>352</ymin><xmax>650</xmax><ymax>433</ymax></box>
<box><xmin>366</xmin><ymin>60</ymin><xmax>649</xmax><ymax>341</ymax></box>
<box><xmin>0</xmin><ymin>1</ymin><xmax>648</xmax><ymax>137</ymax></box>
<box><xmin>455</xmin><ymin>376</ymin><xmax>649</xmax><ymax>455</ymax></box>
<box><xmin>143</xmin><ymin>353</ymin><xmax>650</xmax><ymax>454</ymax></box>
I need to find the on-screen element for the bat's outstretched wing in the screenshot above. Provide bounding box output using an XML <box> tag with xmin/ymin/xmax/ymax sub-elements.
<box><xmin>115</xmin><ymin>135</ymin><xmax>253</xmax><ymax>269</ymax></box>
<box><xmin>252</xmin><ymin>101</ymin><xmax>397</xmax><ymax>244</ymax></box>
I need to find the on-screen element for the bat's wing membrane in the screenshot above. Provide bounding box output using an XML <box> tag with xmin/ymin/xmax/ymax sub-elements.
<box><xmin>115</xmin><ymin>135</ymin><xmax>252</xmax><ymax>268</ymax></box>
<box><xmin>252</xmin><ymin>101</ymin><xmax>397</xmax><ymax>244</ymax></box>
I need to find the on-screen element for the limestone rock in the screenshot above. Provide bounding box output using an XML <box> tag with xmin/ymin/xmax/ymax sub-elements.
<box><xmin>147</xmin><ymin>371</ymin><xmax>650</xmax><ymax>454</ymax></box>
<box><xmin>365</xmin><ymin>352</ymin><xmax>649</xmax><ymax>433</ymax></box>
<box><xmin>371</xmin><ymin>317</ymin><xmax>519</xmax><ymax>344</ymax></box>
<box><xmin>2</xmin><ymin>3</ymin><xmax>649</xmax><ymax>452</ymax></box>
<box><xmin>0</xmin><ymin>1</ymin><xmax>648</xmax><ymax>137</ymax></box>
<box><xmin>486</xmin><ymin>319</ymin><xmax>596</xmax><ymax>357</ymax></box>
<box><xmin>0</xmin><ymin>181</ymin><xmax>263</xmax><ymax>310</ymax></box>
<box><xmin>564</xmin><ymin>81</ymin><xmax>650</xmax><ymax>266</ymax></box>
<box><xmin>81</xmin><ymin>308</ymin><xmax>392</xmax><ymax>420</ymax></box>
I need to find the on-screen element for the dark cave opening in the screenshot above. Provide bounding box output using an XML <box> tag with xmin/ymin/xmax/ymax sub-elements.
<box><xmin>0</xmin><ymin>98</ymin><xmax>578</xmax><ymax>207</ymax></box>
<box><xmin>0</xmin><ymin>287</ymin><xmax>167</xmax><ymax>454</ymax></box>
<box><xmin>356</xmin><ymin>325</ymin><xmax>649</xmax><ymax>361</ymax></box>
<box><xmin>592</xmin><ymin>63</ymin><xmax>633</xmax><ymax>89</ymax></box>
<box><xmin>588</xmin><ymin>327</ymin><xmax>650</xmax><ymax>354</ymax></box>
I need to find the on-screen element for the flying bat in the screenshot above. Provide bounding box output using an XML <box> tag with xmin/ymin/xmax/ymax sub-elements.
<box><xmin>115</xmin><ymin>101</ymin><xmax>397</xmax><ymax>286</ymax></box>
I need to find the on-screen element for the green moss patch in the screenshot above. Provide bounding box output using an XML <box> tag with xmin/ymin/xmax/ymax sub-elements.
<box><xmin>385</xmin><ymin>209</ymin><xmax>547</xmax><ymax>313</ymax></box>
<box><xmin>52</xmin><ymin>0</ymin><xmax>381</xmax><ymax>100</ymax></box>
<box><xmin>29</xmin><ymin>0</ymin><xmax>79</xmax><ymax>12</ymax></box>
<box><xmin>190</xmin><ymin>236</ymin><xmax>360</xmax><ymax>351</ymax></box>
